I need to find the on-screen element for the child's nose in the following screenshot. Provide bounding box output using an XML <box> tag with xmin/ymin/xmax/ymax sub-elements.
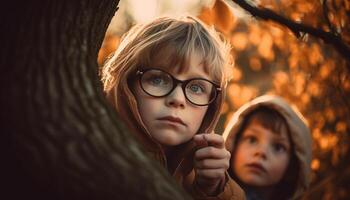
<box><xmin>165</xmin><ymin>84</ymin><xmax>186</xmax><ymax>108</ymax></box>
<box><xmin>253</xmin><ymin>144</ymin><xmax>268</xmax><ymax>160</ymax></box>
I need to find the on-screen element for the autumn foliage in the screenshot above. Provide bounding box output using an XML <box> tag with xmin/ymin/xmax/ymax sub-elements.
<box><xmin>99</xmin><ymin>0</ymin><xmax>350</xmax><ymax>199</ymax></box>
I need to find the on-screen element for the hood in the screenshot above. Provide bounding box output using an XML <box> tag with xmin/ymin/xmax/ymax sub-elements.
<box><xmin>106</xmin><ymin>66</ymin><xmax>226</xmax><ymax>175</ymax></box>
<box><xmin>223</xmin><ymin>95</ymin><xmax>312</xmax><ymax>199</ymax></box>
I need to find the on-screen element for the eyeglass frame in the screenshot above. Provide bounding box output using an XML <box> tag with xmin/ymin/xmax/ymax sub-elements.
<box><xmin>135</xmin><ymin>68</ymin><xmax>221</xmax><ymax>106</ymax></box>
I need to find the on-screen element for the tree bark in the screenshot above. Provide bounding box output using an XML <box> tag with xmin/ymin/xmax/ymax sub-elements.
<box><xmin>0</xmin><ymin>1</ymin><xmax>191</xmax><ymax>200</ymax></box>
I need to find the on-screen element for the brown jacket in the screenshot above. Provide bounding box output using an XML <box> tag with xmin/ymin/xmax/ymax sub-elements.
<box><xmin>223</xmin><ymin>95</ymin><xmax>312</xmax><ymax>200</ymax></box>
<box><xmin>106</xmin><ymin>67</ymin><xmax>245</xmax><ymax>200</ymax></box>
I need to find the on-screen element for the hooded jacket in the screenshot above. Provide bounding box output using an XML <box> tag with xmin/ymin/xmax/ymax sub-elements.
<box><xmin>223</xmin><ymin>95</ymin><xmax>312</xmax><ymax>200</ymax></box>
<box><xmin>105</xmin><ymin>67</ymin><xmax>245</xmax><ymax>200</ymax></box>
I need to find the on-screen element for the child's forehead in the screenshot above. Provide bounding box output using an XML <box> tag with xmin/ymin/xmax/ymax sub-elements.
<box><xmin>245</xmin><ymin>118</ymin><xmax>290</xmax><ymax>140</ymax></box>
<box><xmin>142</xmin><ymin>47</ymin><xmax>211</xmax><ymax>76</ymax></box>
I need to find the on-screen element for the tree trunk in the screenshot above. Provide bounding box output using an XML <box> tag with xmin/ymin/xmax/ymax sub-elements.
<box><xmin>0</xmin><ymin>1</ymin><xmax>191</xmax><ymax>199</ymax></box>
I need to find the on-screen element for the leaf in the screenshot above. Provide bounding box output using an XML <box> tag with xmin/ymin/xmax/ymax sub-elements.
<box><xmin>311</xmin><ymin>159</ymin><xmax>320</xmax><ymax>171</ymax></box>
<box><xmin>308</xmin><ymin>44</ymin><xmax>324</xmax><ymax>66</ymax></box>
<box><xmin>248</xmin><ymin>24</ymin><xmax>262</xmax><ymax>45</ymax></box>
<box><xmin>258</xmin><ymin>32</ymin><xmax>275</xmax><ymax>60</ymax></box>
<box><xmin>336</xmin><ymin>122</ymin><xmax>347</xmax><ymax>133</ymax></box>
<box><xmin>231</xmin><ymin>32</ymin><xmax>248</xmax><ymax>51</ymax></box>
<box><xmin>294</xmin><ymin>72</ymin><xmax>306</xmax><ymax>95</ymax></box>
<box><xmin>273</xmin><ymin>71</ymin><xmax>289</xmax><ymax>92</ymax></box>
<box><xmin>231</xmin><ymin>66</ymin><xmax>243</xmax><ymax>81</ymax></box>
<box><xmin>227</xmin><ymin>83</ymin><xmax>258</xmax><ymax>109</ymax></box>
<box><xmin>325</xmin><ymin>108</ymin><xmax>336</xmax><ymax>123</ymax></box>
<box><xmin>307</xmin><ymin>81</ymin><xmax>321</xmax><ymax>97</ymax></box>
<box><xmin>249</xmin><ymin>57</ymin><xmax>262</xmax><ymax>71</ymax></box>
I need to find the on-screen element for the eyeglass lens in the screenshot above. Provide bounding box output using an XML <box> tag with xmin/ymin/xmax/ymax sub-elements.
<box><xmin>140</xmin><ymin>69</ymin><xmax>217</xmax><ymax>105</ymax></box>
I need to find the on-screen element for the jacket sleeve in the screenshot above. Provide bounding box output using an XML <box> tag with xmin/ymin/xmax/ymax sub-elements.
<box><xmin>185</xmin><ymin>172</ymin><xmax>246</xmax><ymax>200</ymax></box>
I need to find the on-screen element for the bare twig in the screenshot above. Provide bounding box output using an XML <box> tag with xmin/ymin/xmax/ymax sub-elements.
<box><xmin>231</xmin><ymin>0</ymin><xmax>350</xmax><ymax>66</ymax></box>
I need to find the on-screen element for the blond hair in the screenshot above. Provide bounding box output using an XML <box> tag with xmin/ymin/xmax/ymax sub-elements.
<box><xmin>101</xmin><ymin>15</ymin><xmax>232</xmax><ymax>102</ymax></box>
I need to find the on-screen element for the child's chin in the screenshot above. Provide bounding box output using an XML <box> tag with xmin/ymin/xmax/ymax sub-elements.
<box><xmin>240</xmin><ymin>176</ymin><xmax>266</xmax><ymax>187</ymax></box>
<box><xmin>155</xmin><ymin>133</ymin><xmax>184</xmax><ymax>146</ymax></box>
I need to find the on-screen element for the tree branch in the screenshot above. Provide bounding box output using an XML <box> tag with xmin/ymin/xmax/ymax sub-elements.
<box><xmin>231</xmin><ymin>0</ymin><xmax>350</xmax><ymax>67</ymax></box>
<box><xmin>322</xmin><ymin>0</ymin><xmax>339</xmax><ymax>36</ymax></box>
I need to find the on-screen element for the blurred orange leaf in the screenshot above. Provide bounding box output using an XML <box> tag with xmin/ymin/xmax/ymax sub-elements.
<box><xmin>231</xmin><ymin>32</ymin><xmax>248</xmax><ymax>51</ymax></box>
<box><xmin>273</xmin><ymin>71</ymin><xmax>289</xmax><ymax>92</ymax></box>
<box><xmin>325</xmin><ymin>108</ymin><xmax>336</xmax><ymax>123</ymax></box>
<box><xmin>227</xmin><ymin>83</ymin><xmax>258</xmax><ymax>109</ymax></box>
<box><xmin>319</xmin><ymin>134</ymin><xmax>338</xmax><ymax>151</ymax></box>
<box><xmin>249</xmin><ymin>57</ymin><xmax>262</xmax><ymax>71</ymax></box>
<box><xmin>231</xmin><ymin>67</ymin><xmax>242</xmax><ymax>81</ymax></box>
<box><xmin>307</xmin><ymin>81</ymin><xmax>321</xmax><ymax>97</ymax></box>
<box><xmin>308</xmin><ymin>44</ymin><xmax>323</xmax><ymax>66</ymax></box>
<box><xmin>336</xmin><ymin>122</ymin><xmax>347</xmax><ymax>133</ymax></box>
<box><xmin>294</xmin><ymin>72</ymin><xmax>306</xmax><ymax>95</ymax></box>
<box><xmin>258</xmin><ymin>32</ymin><xmax>274</xmax><ymax>60</ymax></box>
<box><xmin>248</xmin><ymin>24</ymin><xmax>262</xmax><ymax>45</ymax></box>
<box><xmin>311</xmin><ymin>159</ymin><xmax>320</xmax><ymax>171</ymax></box>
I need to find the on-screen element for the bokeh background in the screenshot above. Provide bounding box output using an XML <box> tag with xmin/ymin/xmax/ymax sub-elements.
<box><xmin>98</xmin><ymin>0</ymin><xmax>350</xmax><ymax>199</ymax></box>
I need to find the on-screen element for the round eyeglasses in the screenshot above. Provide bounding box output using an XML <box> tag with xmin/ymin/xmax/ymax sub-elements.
<box><xmin>136</xmin><ymin>68</ymin><xmax>221</xmax><ymax>106</ymax></box>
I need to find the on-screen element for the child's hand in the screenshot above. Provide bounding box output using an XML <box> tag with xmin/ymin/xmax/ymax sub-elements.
<box><xmin>193</xmin><ymin>133</ymin><xmax>231</xmax><ymax>196</ymax></box>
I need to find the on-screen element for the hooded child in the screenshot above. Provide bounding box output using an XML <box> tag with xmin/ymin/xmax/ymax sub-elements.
<box><xmin>223</xmin><ymin>95</ymin><xmax>312</xmax><ymax>200</ymax></box>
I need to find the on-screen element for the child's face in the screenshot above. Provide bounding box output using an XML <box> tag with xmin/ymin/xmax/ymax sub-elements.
<box><xmin>232</xmin><ymin>119</ymin><xmax>291</xmax><ymax>188</ymax></box>
<box><xmin>133</xmin><ymin>51</ymin><xmax>211</xmax><ymax>147</ymax></box>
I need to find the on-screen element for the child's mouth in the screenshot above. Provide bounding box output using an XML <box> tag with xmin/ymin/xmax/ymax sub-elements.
<box><xmin>246</xmin><ymin>163</ymin><xmax>267</xmax><ymax>173</ymax></box>
<box><xmin>157</xmin><ymin>116</ymin><xmax>186</xmax><ymax>126</ymax></box>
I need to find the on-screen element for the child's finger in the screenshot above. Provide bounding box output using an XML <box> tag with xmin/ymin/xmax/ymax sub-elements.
<box><xmin>201</xmin><ymin>133</ymin><xmax>225</xmax><ymax>149</ymax></box>
<box><xmin>195</xmin><ymin>158</ymin><xmax>230</xmax><ymax>169</ymax></box>
<box><xmin>194</xmin><ymin>146</ymin><xmax>230</xmax><ymax>160</ymax></box>
<box><xmin>193</xmin><ymin>134</ymin><xmax>209</xmax><ymax>148</ymax></box>
<box><xmin>195</xmin><ymin>168</ymin><xmax>226</xmax><ymax>180</ymax></box>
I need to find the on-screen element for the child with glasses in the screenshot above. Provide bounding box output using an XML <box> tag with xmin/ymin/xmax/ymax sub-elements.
<box><xmin>223</xmin><ymin>95</ymin><xmax>312</xmax><ymax>200</ymax></box>
<box><xmin>101</xmin><ymin>16</ymin><xmax>245</xmax><ymax>199</ymax></box>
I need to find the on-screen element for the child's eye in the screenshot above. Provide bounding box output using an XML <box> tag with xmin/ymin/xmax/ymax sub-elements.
<box><xmin>242</xmin><ymin>135</ymin><xmax>257</xmax><ymax>145</ymax></box>
<box><xmin>186</xmin><ymin>80</ymin><xmax>210</xmax><ymax>95</ymax></box>
<box><xmin>188</xmin><ymin>84</ymin><xmax>205</xmax><ymax>94</ymax></box>
<box><xmin>273</xmin><ymin>143</ymin><xmax>287</xmax><ymax>153</ymax></box>
<box><xmin>247</xmin><ymin>136</ymin><xmax>257</xmax><ymax>144</ymax></box>
<box><xmin>151</xmin><ymin>77</ymin><xmax>162</xmax><ymax>85</ymax></box>
<box><xmin>147</xmin><ymin>75</ymin><xmax>169</xmax><ymax>86</ymax></box>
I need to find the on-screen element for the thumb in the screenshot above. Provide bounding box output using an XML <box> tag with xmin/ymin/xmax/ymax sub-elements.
<box><xmin>193</xmin><ymin>134</ymin><xmax>209</xmax><ymax>149</ymax></box>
